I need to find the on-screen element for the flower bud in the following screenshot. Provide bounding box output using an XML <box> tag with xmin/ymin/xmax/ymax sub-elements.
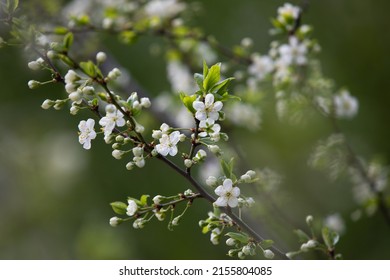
<box><xmin>126</xmin><ymin>162</ymin><xmax>134</xmax><ymax>170</ymax></box>
<box><xmin>105</xmin><ymin>104</ymin><xmax>116</xmax><ymax>114</ymax></box>
<box><xmin>132</xmin><ymin>100</ymin><xmax>141</xmax><ymax>110</ymax></box>
<box><xmin>153</xmin><ymin>195</ymin><xmax>164</xmax><ymax>205</ymax></box>
<box><xmin>263</xmin><ymin>249</ymin><xmax>275</xmax><ymax>259</ymax></box>
<box><xmin>172</xmin><ymin>216</ymin><xmax>180</xmax><ymax>226</ymax></box>
<box><xmin>112</xmin><ymin>149</ymin><xmax>124</xmax><ymax>159</ymax></box>
<box><xmin>115</xmin><ymin>135</ymin><xmax>124</xmax><ymax>142</ymax></box>
<box><xmin>69</xmin><ymin>91</ymin><xmax>82</xmax><ymax>103</ymax></box>
<box><xmin>179</xmin><ymin>134</ymin><xmax>186</xmax><ymax>142</ymax></box>
<box><xmin>206</xmin><ymin>176</ymin><xmax>217</xmax><ymax>187</ymax></box>
<box><xmin>70</xmin><ymin>105</ymin><xmax>79</xmax><ymax>115</ymax></box>
<box><xmin>132</xmin><ymin>147</ymin><xmax>143</xmax><ymax>157</ymax></box>
<box><xmin>152</xmin><ymin>130</ymin><xmax>162</xmax><ymax>139</ymax></box>
<box><xmin>107</xmin><ymin>67</ymin><xmax>121</xmax><ymax>80</ymax></box>
<box><xmin>134</xmin><ymin>157</ymin><xmax>145</xmax><ymax>168</ymax></box>
<box><xmin>184</xmin><ymin>189</ymin><xmax>194</xmax><ymax>196</ymax></box>
<box><xmin>306</xmin><ymin>215</ymin><xmax>314</xmax><ymax>227</ymax></box>
<box><xmin>240</xmin><ymin>174</ymin><xmax>251</xmax><ymax>183</ymax></box>
<box><xmin>208</xmin><ymin>145</ymin><xmax>220</xmax><ymax>155</ymax></box>
<box><xmin>246</xmin><ymin>170</ymin><xmax>256</xmax><ymax>178</ymax></box>
<box><xmin>155</xmin><ymin>211</ymin><xmax>165</xmax><ymax>221</ymax></box>
<box><xmin>300</xmin><ymin>243</ymin><xmax>309</xmax><ymax>252</ymax></box>
<box><xmin>133</xmin><ymin>218</ymin><xmax>145</xmax><ymax>229</ymax></box>
<box><xmin>47</xmin><ymin>50</ymin><xmax>56</xmax><ymax>59</ymax></box>
<box><xmin>242</xmin><ymin>245</ymin><xmax>251</xmax><ymax>255</ymax></box>
<box><xmin>226</xmin><ymin>238</ymin><xmax>236</xmax><ymax>246</ymax></box>
<box><xmin>184</xmin><ymin>159</ymin><xmax>193</xmax><ymax>168</ymax></box>
<box><xmin>306</xmin><ymin>240</ymin><xmax>317</xmax><ymax>248</ymax></box>
<box><xmin>135</xmin><ymin>124</ymin><xmax>145</xmax><ymax>134</ymax></box>
<box><xmin>140</xmin><ymin>97</ymin><xmax>151</xmax><ymax>108</ymax></box>
<box><xmin>109</xmin><ymin>216</ymin><xmax>122</xmax><ymax>227</ymax></box>
<box><xmin>151</xmin><ymin>149</ymin><xmax>158</xmax><ymax>157</ymax></box>
<box><xmin>28</xmin><ymin>61</ymin><xmax>41</xmax><ymax>71</ymax></box>
<box><xmin>112</xmin><ymin>143</ymin><xmax>121</xmax><ymax>150</ymax></box>
<box><xmin>82</xmin><ymin>86</ymin><xmax>95</xmax><ymax>95</ymax></box>
<box><xmin>96</xmin><ymin>51</ymin><xmax>107</xmax><ymax>63</ymax></box>
<box><xmin>41</xmin><ymin>99</ymin><xmax>54</xmax><ymax>110</ymax></box>
<box><xmin>28</xmin><ymin>80</ymin><xmax>41</xmax><ymax>89</ymax></box>
<box><xmin>238</xmin><ymin>252</ymin><xmax>246</xmax><ymax>259</ymax></box>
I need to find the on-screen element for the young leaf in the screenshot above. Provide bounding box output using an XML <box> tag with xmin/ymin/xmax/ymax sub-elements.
<box><xmin>294</xmin><ymin>229</ymin><xmax>310</xmax><ymax>243</ymax></box>
<box><xmin>63</xmin><ymin>32</ymin><xmax>74</xmax><ymax>50</ymax></box>
<box><xmin>220</xmin><ymin>157</ymin><xmax>236</xmax><ymax>180</ymax></box>
<box><xmin>80</xmin><ymin>61</ymin><xmax>97</xmax><ymax>77</ymax></box>
<box><xmin>211</xmin><ymin>77</ymin><xmax>234</xmax><ymax>95</ymax></box>
<box><xmin>322</xmin><ymin>227</ymin><xmax>339</xmax><ymax>249</ymax></box>
<box><xmin>203</xmin><ymin>60</ymin><xmax>209</xmax><ymax>79</ymax></box>
<box><xmin>194</xmin><ymin>73</ymin><xmax>204</xmax><ymax>90</ymax></box>
<box><xmin>140</xmin><ymin>195</ymin><xmax>150</xmax><ymax>206</ymax></box>
<box><xmin>203</xmin><ymin>63</ymin><xmax>221</xmax><ymax>92</ymax></box>
<box><xmin>225</xmin><ymin>232</ymin><xmax>250</xmax><ymax>244</ymax></box>
<box><xmin>259</xmin><ymin>239</ymin><xmax>274</xmax><ymax>249</ymax></box>
<box><xmin>110</xmin><ymin>201</ymin><xmax>127</xmax><ymax>215</ymax></box>
<box><xmin>179</xmin><ymin>92</ymin><xmax>197</xmax><ymax>114</ymax></box>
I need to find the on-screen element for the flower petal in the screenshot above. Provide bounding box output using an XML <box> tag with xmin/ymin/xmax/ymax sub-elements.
<box><xmin>227</xmin><ymin>197</ymin><xmax>238</xmax><ymax>208</ymax></box>
<box><xmin>215</xmin><ymin>197</ymin><xmax>228</xmax><ymax>207</ymax></box>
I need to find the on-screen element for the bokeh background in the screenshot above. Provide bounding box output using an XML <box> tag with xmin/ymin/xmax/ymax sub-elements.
<box><xmin>0</xmin><ymin>0</ymin><xmax>389</xmax><ymax>259</ymax></box>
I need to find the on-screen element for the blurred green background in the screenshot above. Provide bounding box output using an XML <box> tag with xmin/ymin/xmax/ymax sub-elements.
<box><xmin>0</xmin><ymin>0</ymin><xmax>389</xmax><ymax>259</ymax></box>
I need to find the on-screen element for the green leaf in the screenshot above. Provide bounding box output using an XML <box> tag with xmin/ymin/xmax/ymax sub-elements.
<box><xmin>80</xmin><ymin>60</ymin><xmax>97</xmax><ymax>77</ymax></box>
<box><xmin>203</xmin><ymin>63</ymin><xmax>221</xmax><ymax>92</ymax></box>
<box><xmin>225</xmin><ymin>232</ymin><xmax>250</xmax><ymax>244</ymax></box>
<box><xmin>179</xmin><ymin>92</ymin><xmax>197</xmax><ymax>114</ymax></box>
<box><xmin>202</xmin><ymin>225</ymin><xmax>210</xmax><ymax>234</ymax></box>
<box><xmin>140</xmin><ymin>195</ymin><xmax>150</xmax><ymax>206</ymax></box>
<box><xmin>120</xmin><ymin>30</ymin><xmax>137</xmax><ymax>45</ymax></box>
<box><xmin>211</xmin><ymin>77</ymin><xmax>234</xmax><ymax>95</ymax></box>
<box><xmin>63</xmin><ymin>32</ymin><xmax>74</xmax><ymax>50</ymax></box>
<box><xmin>6</xmin><ymin>0</ymin><xmax>19</xmax><ymax>13</ymax></box>
<box><xmin>294</xmin><ymin>229</ymin><xmax>310</xmax><ymax>243</ymax></box>
<box><xmin>110</xmin><ymin>201</ymin><xmax>127</xmax><ymax>215</ymax></box>
<box><xmin>54</xmin><ymin>27</ymin><xmax>69</xmax><ymax>35</ymax></box>
<box><xmin>194</xmin><ymin>73</ymin><xmax>204</xmax><ymax>90</ymax></box>
<box><xmin>259</xmin><ymin>239</ymin><xmax>274</xmax><ymax>249</ymax></box>
<box><xmin>322</xmin><ymin>227</ymin><xmax>339</xmax><ymax>249</ymax></box>
<box><xmin>220</xmin><ymin>157</ymin><xmax>235</xmax><ymax>179</ymax></box>
<box><xmin>202</xmin><ymin>60</ymin><xmax>209</xmax><ymax>79</ymax></box>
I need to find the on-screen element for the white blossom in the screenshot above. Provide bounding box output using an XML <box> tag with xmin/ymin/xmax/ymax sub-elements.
<box><xmin>206</xmin><ymin>176</ymin><xmax>217</xmax><ymax>187</ymax></box>
<box><xmin>99</xmin><ymin>104</ymin><xmax>126</xmax><ymax>137</ymax></box>
<box><xmin>279</xmin><ymin>36</ymin><xmax>307</xmax><ymax>66</ymax></box>
<box><xmin>144</xmin><ymin>0</ymin><xmax>185</xmax><ymax>19</ymax></box>
<box><xmin>78</xmin><ymin>118</ymin><xmax>97</xmax><ymax>150</ymax></box>
<box><xmin>155</xmin><ymin>131</ymin><xmax>180</xmax><ymax>156</ymax></box>
<box><xmin>277</xmin><ymin>3</ymin><xmax>300</xmax><ymax>25</ymax></box>
<box><xmin>214</xmin><ymin>179</ymin><xmax>240</xmax><ymax>208</ymax></box>
<box><xmin>167</xmin><ymin>60</ymin><xmax>195</xmax><ymax>93</ymax></box>
<box><xmin>324</xmin><ymin>213</ymin><xmax>346</xmax><ymax>235</ymax></box>
<box><xmin>334</xmin><ymin>90</ymin><xmax>358</xmax><ymax>119</ymax></box>
<box><xmin>225</xmin><ymin>102</ymin><xmax>261</xmax><ymax>131</ymax></box>
<box><xmin>193</xmin><ymin>94</ymin><xmax>223</xmax><ymax>123</ymax></box>
<box><xmin>248</xmin><ymin>54</ymin><xmax>274</xmax><ymax>81</ymax></box>
<box><xmin>126</xmin><ymin>199</ymin><xmax>138</xmax><ymax>216</ymax></box>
